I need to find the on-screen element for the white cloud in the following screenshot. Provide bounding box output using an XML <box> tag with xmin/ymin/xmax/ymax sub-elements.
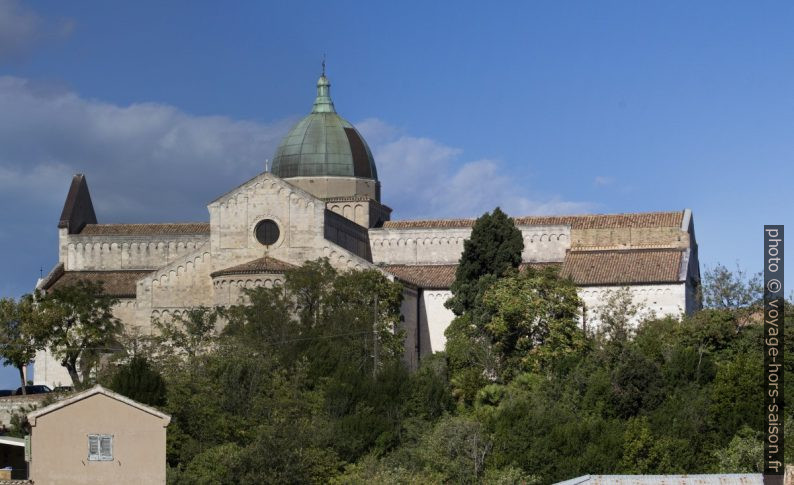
<box><xmin>0</xmin><ymin>0</ymin><xmax>72</xmax><ymax>61</ymax></box>
<box><xmin>357</xmin><ymin>119</ymin><xmax>591</xmax><ymax>219</ymax></box>
<box><xmin>0</xmin><ymin>76</ymin><xmax>592</xmax><ymax>298</ymax></box>
<box><xmin>0</xmin><ymin>76</ymin><xmax>293</xmax><ymax>221</ymax></box>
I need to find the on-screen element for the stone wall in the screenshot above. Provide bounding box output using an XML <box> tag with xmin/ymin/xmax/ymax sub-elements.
<box><xmin>211</xmin><ymin>274</ymin><xmax>286</xmax><ymax>306</ymax></box>
<box><xmin>578</xmin><ymin>283</ymin><xmax>687</xmax><ymax>330</ymax></box>
<box><xmin>421</xmin><ymin>290</ymin><xmax>455</xmax><ymax>354</ymax></box>
<box><xmin>60</xmin><ymin>229</ymin><xmax>208</xmax><ymax>271</ymax></box>
<box><xmin>369</xmin><ymin>224</ymin><xmax>570</xmax><ymax>265</ymax></box>
<box><xmin>0</xmin><ymin>395</ymin><xmax>49</xmax><ymax>427</ymax></box>
<box><xmin>323</xmin><ymin>210</ymin><xmax>371</xmax><ymax>261</ymax></box>
<box><xmin>400</xmin><ymin>287</ymin><xmax>419</xmax><ymax>370</ymax></box>
<box><xmin>570</xmin><ymin>226</ymin><xmax>689</xmax><ymax>250</ymax></box>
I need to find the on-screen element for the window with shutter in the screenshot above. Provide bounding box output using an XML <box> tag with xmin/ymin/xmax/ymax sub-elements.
<box><xmin>87</xmin><ymin>434</ymin><xmax>113</xmax><ymax>461</ymax></box>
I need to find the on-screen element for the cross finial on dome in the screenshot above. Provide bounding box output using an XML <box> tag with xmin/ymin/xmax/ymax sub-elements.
<box><xmin>322</xmin><ymin>53</ymin><xmax>326</xmax><ymax>76</ymax></box>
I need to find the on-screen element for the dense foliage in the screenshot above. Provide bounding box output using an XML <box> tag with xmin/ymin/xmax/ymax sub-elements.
<box><xmin>43</xmin><ymin>213</ymin><xmax>785</xmax><ymax>483</ymax></box>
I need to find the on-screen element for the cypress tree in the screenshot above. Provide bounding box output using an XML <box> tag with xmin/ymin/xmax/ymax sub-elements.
<box><xmin>446</xmin><ymin>207</ymin><xmax>524</xmax><ymax>315</ymax></box>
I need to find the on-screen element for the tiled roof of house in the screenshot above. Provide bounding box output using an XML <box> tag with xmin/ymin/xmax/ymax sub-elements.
<box><xmin>210</xmin><ymin>256</ymin><xmax>296</xmax><ymax>278</ymax></box>
<box><xmin>78</xmin><ymin>223</ymin><xmax>210</xmax><ymax>236</ymax></box>
<box><xmin>383</xmin><ymin>262</ymin><xmax>561</xmax><ymax>289</ymax></box>
<box><xmin>42</xmin><ymin>270</ymin><xmax>152</xmax><ymax>298</ymax></box>
<box><xmin>560</xmin><ymin>249</ymin><xmax>683</xmax><ymax>286</ymax></box>
<box><xmin>28</xmin><ymin>385</ymin><xmax>170</xmax><ymax>425</ymax></box>
<box><xmin>382</xmin><ymin>211</ymin><xmax>684</xmax><ymax>230</ymax></box>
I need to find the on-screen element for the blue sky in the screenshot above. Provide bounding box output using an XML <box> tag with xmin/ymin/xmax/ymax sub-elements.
<box><xmin>0</xmin><ymin>0</ymin><xmax>791</xmax><ymax>388</ymax></box>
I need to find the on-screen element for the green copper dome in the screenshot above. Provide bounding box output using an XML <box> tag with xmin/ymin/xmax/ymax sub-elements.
<box><xmin>270</xmin><ymin>75</ymin><xmax>378</xmax><ymax>180</ymax></box>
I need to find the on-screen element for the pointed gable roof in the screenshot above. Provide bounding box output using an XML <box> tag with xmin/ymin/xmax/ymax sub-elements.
<box><xmin>27</xmin><ymin>385</ymin><xmax>170</xmax><ymax>426</ymax></box>
<box><xmin>58</xmin><ymin>174</ymin><xmax>97</xmax><ymax>234</ymax></box>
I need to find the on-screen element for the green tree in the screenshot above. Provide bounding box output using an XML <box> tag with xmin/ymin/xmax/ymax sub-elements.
<box><xmin>481</xmin><ymin>266</ymin><xmax>584</xmax><ymax>377</ymax></box>
<box><xmin>446</xmin><ymin>207</ymin><xmax>523</xmax><ymax>316</ymax></box>
<box><xmin>712</xmin><ymin>426</ymin><xmax>763</xmax><ymax>473</ymax></box>
<box><xmin>0</xmin><ymin>294</ymin><xmax>41</xmax><ymax>394</ymax></box>
<box><xmin>619</xmin><ymin>416</ymin><xmax>687</xmax><ymax>474</ymax></box>
<box><xmin>154</xmin><ymin>307</ymin><xmax>220</xmax><ymax>370</ymax></box>
<box><xmin>109</xmin><ymin>355</ymin><xmax>167</xmax><ymax>406</ymax></box>
<box><xmin>702</xmin><ymin>263</ymin><xmax>762</xmax><ymax>309</ymax></box>
<box><xmin>35</xmin><ymin>281</ymin><xmax>122</xmax><ymax>387</ymax></box>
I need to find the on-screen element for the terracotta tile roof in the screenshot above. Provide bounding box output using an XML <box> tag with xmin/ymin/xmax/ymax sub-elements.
<box><xmin>382</xmin><ymin>211</ymin><xmax>684</xmax><ymax>230</ymax></box>
<box><xmin>78</xmin><ymin>223</ymin><xmax>210</xmax><ymax>236</ymax></box>
<box><xmin>383</xmin><ymin>262</ymin><xmax>560</xmax><ymax>289</ymax></box>
<box><xmin>210</xmin><ymin>256</ymin><xmax>296</xmax><ymax>278</ymax></box>
<box><xmin>384</xmin><ymin>250</ymin><xmax>683</xmax><ymax>289</ymax></box>
<box><xmin>382</xmin><ymin>219</ymin><xmax>476</xmax><ymax>229</ymax></box>
<box><xmin>42</xmin><ymin>270</ymin><xmax>152</xmax><ymax>298</ymax></box>
<box><xmin>383</xmin><ymin>264</ymin><xmax>458</xmax><ymax>288</ymax></box>
<box><xmin>560</xmin><ymin>249</ymin><xmax>684</xmax><ymax>286</ymax></box>
<box><xmin>38</xmin><ymin>263</ymin><xmax>65</xmax><ymax>290</ymax></box>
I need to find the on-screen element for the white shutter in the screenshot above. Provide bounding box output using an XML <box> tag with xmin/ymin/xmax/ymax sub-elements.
<box><xmin>88</xmin><ymin>434</ymin><xmax>113</xmax><ymax>461</ymax></box>
<box><xmin>88</xmin><ymin>435</ymin><xmax>100</xmax><ymax>461</ymax></box>
<box><xmin>99</xmin><ymin>435</ymin><xmax>113</xmax><ymax>460</ymax></box>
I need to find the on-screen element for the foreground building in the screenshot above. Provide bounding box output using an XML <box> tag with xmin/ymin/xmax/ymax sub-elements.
<box><xmin>35</xmin><ymin>74</ymin><xmax>701</xmax><ymax>387</ymax></box>
<box><xmin>27</xmin><ymin>385</ymin><xmax>170</xmax><ymax>485</ymax></box>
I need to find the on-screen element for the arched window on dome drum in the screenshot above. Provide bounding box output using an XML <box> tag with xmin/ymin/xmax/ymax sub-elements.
<box><xmin>254</xmin><ymin>220</ymin><xmax>280</xmax><ymax>246</ymax></box>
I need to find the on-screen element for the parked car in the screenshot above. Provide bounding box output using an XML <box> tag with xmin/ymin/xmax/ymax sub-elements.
<box><xmin>0</xmin><ymin>390</ymin><xmax>13</xmax><ymax>397</ymax></box>
<box><xmin>14</xmin><ymin>385</ymin><xmax>52</xmax><ymax>395</ymax></box>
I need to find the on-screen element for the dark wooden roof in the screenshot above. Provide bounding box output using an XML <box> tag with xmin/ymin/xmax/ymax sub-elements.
<box><xmin>42</xmin><ymin>270</ymin><xmax>152</xmax><ymax>298</ymax></box>
<box><xmin>78</xmin><ymin>223</ymin><xmax>210</xmax><ymax>236</ymax></box>
<box><xmin>382</xmin><ymin>211</ymin><xmax>684</xmax><ymax>230</ymax></box>
<box><xmin>210</xmin><ymin>256</ymin><xmax>296</xmax><ymax>278</ymax></box>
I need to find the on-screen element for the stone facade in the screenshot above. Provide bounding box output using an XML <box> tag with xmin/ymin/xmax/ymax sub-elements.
<box><xmin>36</xmin><ymin>170</ymin><xmax>701</xmax><ymax>385</ymax></box>
<box><xmin>34</xmin><ymin>78</ymin><xmax>701</xmax><ymax>386</ymax></box>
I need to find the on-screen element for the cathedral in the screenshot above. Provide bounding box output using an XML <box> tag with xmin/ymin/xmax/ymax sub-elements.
<box><xmin>34</xmin><ymin>74</ymin><xmax>702</xmax><ymax>387</ymax></box>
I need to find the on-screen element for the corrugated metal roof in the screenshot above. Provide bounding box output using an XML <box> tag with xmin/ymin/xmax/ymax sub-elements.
<box><xmin>554</xmin><ymin>475</ymin><xmax>763</xmax><ymax>485</ymax></box>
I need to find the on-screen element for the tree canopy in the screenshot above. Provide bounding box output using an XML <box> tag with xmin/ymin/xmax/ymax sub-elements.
<box><xmin>446</xmin><ymin>207</ymin><xmax>523</xmax><ymax>315</ymax></box>
<box><xmin>0</xmin><ymin>294</ymin><xmax>41</xmax><ymax>393</ymax></box>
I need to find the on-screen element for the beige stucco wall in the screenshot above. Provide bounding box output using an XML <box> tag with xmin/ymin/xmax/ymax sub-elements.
<box><xmin>29</xmin><ymin>393</ymin><xmax>168</xmax><ymax>485</ymax></box>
